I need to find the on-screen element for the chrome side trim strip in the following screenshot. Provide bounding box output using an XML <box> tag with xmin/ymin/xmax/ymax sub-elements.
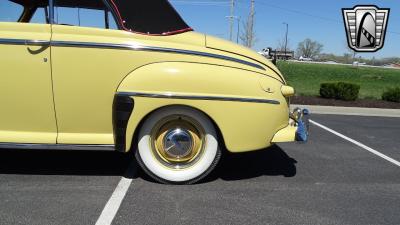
<box><xmin>0</xmin><ymin>38</ymin><xmax>50</xmax><ymax>46</ymax></box>
<box><xmin>50</xmin><ymin>40</ymin><xmax>265</xmax><ymax>70</ymax></box>
<box><xmin>0</xmin><ymin>38</ymin><xmax>264</xmax><ymax>70</ymax></box>
<box><xmin>208</xmin><ymin>46</ymin><xmax>284</xmax><ymax>81</ymax></box>
<box><xmin>117</xmin><ymin>92</ymin><xmax>280</xmax><ymax>105</ymax></box>
<box><xmin>142</xmin><ymin>46</ymin><xmax>266</xmax><ymax>71</ymax></box>
<box><xmin>0</xmin><ymin>143</ymin><xmax>115</xmax><ymax>151</ymax></box>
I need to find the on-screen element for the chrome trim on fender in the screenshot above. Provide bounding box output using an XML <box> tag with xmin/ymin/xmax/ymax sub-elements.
<box><xmin>0</xmin><ymin>143</ymin><xmax>115</xmax><ymax>151</ymax></box>
<box><xmin>117</xmin><ymin>92</ymin><xmax>280</xmax><ymax>105</ymax></box>
<box><xmin>0</xmin><ymin>38</ymin><xmax>265</xmax><ymax>70</ymax></box>
<box><xmin>142</xmin><ymin>46</ymin><xmax>266</xmax><ymax>71</ymax></box>
<box><xmin>50</xmin><ymin>40</ymin><xmax>265</xmax><ymax>70</ymax></box>
<box><xmin>0</xmin><ymin>38</ymin><xmax>50</xmax><ymax>46</ymax></box>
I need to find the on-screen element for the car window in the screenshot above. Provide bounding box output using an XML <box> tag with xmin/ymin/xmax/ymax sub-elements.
<box><xmin>0</xmin><ymin>0</ymin><xmax>24</xmax><ymax>22</ymax></box>
<box><xmin>30</xmin><ymin>7</ymin><xmax>49</xmax><ymax>24</ymax></box>
<box><xmin>54</xmin><ymin>0</ymin><xmax>118</xmax><ymax>30</ymax></box>
<box><xmin>0</xmin><ymin>0</ymin><xmax>50</xmax><ymax>24</ymax></box>
<box><xmin>108</xmin><ymin>11</ymin><xmax>118</xmax><ymax>30</ymax></box>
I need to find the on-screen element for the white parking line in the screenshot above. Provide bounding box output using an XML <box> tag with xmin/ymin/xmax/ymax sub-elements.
<box><xmin>95</xmin><ymin>163</ymin><xmax>136</xmax><ymax>225</ymax></box>
<box><xmin>95</xmin><ymin>119</ymin><xmax>399</xmax><ymax>225</ymax></box>
<box><xmin>310</xmin><ymin>120</ymin><xmax>400</xmax><ymax>167</ymax></box>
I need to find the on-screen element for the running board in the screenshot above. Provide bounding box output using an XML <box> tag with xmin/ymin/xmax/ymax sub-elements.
<box><xmin>0</xmin><ymin>143</ymin><xmax>115</xmax><ymax>151</ymax></box>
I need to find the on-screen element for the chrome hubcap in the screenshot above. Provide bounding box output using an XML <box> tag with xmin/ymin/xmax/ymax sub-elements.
<box><xmin>163</xmin><ymin>128</ymin><xmax>193</xmax><ymax>159</ymax></box>
<box><xmin>150</xmin><ymin>115</ymin><xmax>205</xmax><ymax>169</ymax></box>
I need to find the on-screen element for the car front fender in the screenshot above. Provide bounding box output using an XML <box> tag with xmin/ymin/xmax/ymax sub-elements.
<box><xmin>115</xmin><ymin>62</ymin><xmax>289</xmax><ymax>153</ymax></box>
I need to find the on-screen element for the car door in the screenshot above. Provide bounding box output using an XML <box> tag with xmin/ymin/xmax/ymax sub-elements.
<box><xmin>50</xmin><ymin>0</ymin><xmax>123</xmax><ymax>145</ymax></box>
<box><xmin>0</xmin><ymin>1</ymin><xmax>57</xmax><ymax>144</ymax></box>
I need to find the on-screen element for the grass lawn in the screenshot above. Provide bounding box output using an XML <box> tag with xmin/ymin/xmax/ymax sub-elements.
<box><xmin>277</xmin><ymin>61</ymin><xmax>400</xmax><ymax>99</ymax></box>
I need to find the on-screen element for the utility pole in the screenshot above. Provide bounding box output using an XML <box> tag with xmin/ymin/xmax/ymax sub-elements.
<box><xmin>240</xmin><ymin>0</ymin><xmax>256</xmax><ymax>47</ymax></box>
<box><xmin>249</xmin><ymin>0</ymin><xmax>255</xmax><ymax>47</ymax></box>
<box><xmin>236</xmin><ymin>17</ymin><xmax>241</xmax><ymax>43</ymax></box>
<box><xmin>226</xmin><ymin>15</ymin><xmax>240</xmax><ymax>43</ymax></box>
<box><xmin>283</xmin><ymin>22</ymin><xmax>288</xmax><ymax>60</ymax></box>
<box><xmin>229</xmin><ymin>0</ymin><xmax>235</xmax><ymax>41</ymax></box>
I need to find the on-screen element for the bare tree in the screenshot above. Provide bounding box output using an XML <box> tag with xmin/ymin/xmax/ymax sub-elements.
<box><xmin>343</xmin><ymin>53</ymin><xmax>353</xmax><ymax>64</ymax></box>
<box><xmin>296</xmin><ymin>38</ymin><xmax>323</xmax><ymax>58</ymax></box>
<box><xmin>277</xmin><ymin>38</ymin><xmax>291</xmax><ymax>51</ymax></box>
<box><xmin>344</xmin><ymin>40</ymin><xmax>356</xmax><ymax>63</ymax></box>
<box><xmin>240</xmin><ymin>0</ymin><xmax>256</xmax><ymax>48</ymax></box>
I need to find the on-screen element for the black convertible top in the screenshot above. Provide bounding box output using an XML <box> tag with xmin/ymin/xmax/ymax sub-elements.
<box><xmin>111</xmin><ymin>0</ymin><xmax>192</xmax><ymax>35</ymax></box>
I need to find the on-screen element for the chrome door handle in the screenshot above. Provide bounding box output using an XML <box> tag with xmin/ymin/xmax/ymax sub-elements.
<box><xmin>26</xmin><ymin>40</ymin><xmax>51</xmax><ymax>55</ymax></box>
<box><xmin>25</xmin><ymin>40</ymin><xmax>51</xmax><ymax>46</ymax></box>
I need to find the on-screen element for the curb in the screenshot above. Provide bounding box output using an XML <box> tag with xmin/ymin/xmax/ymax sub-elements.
<box><xmin>291</xmin><ymin>104</ymin><xmax>400</xmax><ymax>118</ymax></box>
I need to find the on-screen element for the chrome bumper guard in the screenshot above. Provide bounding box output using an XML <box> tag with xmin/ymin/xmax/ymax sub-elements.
<box><xmin>290</xmin><ymin>108</ymin><xmax>310</xmax><ymax>142</ymax></box>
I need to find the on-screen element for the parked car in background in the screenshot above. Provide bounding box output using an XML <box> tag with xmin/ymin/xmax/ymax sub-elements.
<box><xmin>352</xmin><ymin>61</ymin><xmax>367</xmax><ymax>66</ymax></box>
<box><xmin>0</xmin><ymin>0</ymin><xmax>309</xmax><ymax>184</ymax></box>
<box><xmin>299</xmin><ymin>56</ymin><xmax>313</xmax><ymax>61</ymax></box>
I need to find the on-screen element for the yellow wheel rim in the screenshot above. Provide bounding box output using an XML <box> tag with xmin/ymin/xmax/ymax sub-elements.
<box><xmin>150</xmin><ymin>115</ymin><xmax>205</xmax><ymax>169</ymax></box>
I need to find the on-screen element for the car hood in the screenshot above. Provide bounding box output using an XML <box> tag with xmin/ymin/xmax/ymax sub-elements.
<box><xmin>138</xmin><ymin>31</ymin><xmax>284</xmax><ymax>82</ymax></box>
<box><xmin>205</xmin><ymin>35</ymin><xmax>284</xmax><ymax>81</ymax></box>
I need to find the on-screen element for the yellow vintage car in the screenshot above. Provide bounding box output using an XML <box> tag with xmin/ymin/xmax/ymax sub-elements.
<box><xmin>0</xmin><ymin>0</ymin><xmax>309</xmax><ymax>184</ymax></box>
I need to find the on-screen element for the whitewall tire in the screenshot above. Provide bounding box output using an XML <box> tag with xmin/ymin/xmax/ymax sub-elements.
<box><xmin>135</xmin><ymin>106</ymin><xmax>221</xmax><ymax>184</ymax></box>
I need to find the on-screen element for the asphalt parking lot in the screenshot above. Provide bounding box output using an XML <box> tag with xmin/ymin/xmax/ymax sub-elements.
<box><xmin>0</xmin><ymin>114</ymin><xmax>399</xmax><ymax>225</ymax></box>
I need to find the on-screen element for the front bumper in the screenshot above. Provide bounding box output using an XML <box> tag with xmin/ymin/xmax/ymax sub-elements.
<box><xmin>271</xmin><ymin>108</ymin><xmax>310</xmax><ymax>143</ymax></box>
